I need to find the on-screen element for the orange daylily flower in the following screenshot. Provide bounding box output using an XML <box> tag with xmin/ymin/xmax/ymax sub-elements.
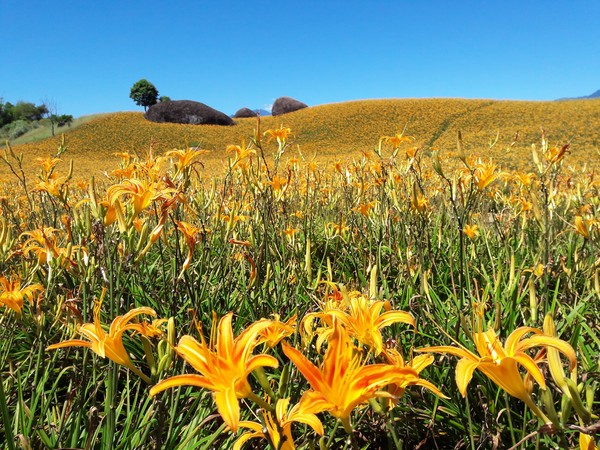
<box><xmin>513</xmin><ymin>172</ymin><xmax>536</xmax><ymax>187</ymax></box>
<box><xmin>580</xmin><ymin>433</ymin><xmax>598</xmax><ymax>450</ymax></box>
<box><xmin>326</xmin><ymin>220</ymin><xmax>348</xmax><ymax>237</ymax></box>
<box><xmin>327</xmin><ymin>293</ymin><xmax>415</xmax><ymax>355</ymax></box>
<box><xmin>21</xmin><ymin>227</ymin><xmax>61</xmax><ymax>264</ymax></box>
<box><xmin>264</xmin><ymin>126</ymin><xmax>292</xmax><ymax>145</ymax></box>
<box><xmin>36</xmin><ymin>156</ymin><xmax>62</xmax><ymax>175</ymax></box>
<box><xmin>379</xmin><ymin>133</ymin><xmax>412</xmax><ymax>148</ymax></box>
<box><xmin>0</xmin><ymin>275</ymin><xmax>44</xmax><ymax>315</ymax></box>
<box><xmin>282</xmin><ymin>320</ymin><xmax>424</xmax><ymax>432</ymax></box>
<box><xmin>462</xmin><ymin>224</ymin><xmax>480</xmax><ymax>239</ymax></box>
<box><xmin>545</xmin><ymin>144</ymin><xmax>570</xmax><ymax>164</ymax></box>
<box><xmin>47</xmin><ymin>289</ymin><xmax>157</xmax><ymax>383</ymax></box>
<box><xmin>573</xmin><ymin>216</ymin><xmax>591</xmax><ymax>239</ymax></box>
<box><xmin>266</xmin><ymin>175</ymin><xmax>289</xmax><ymax>192</ymax></box>
<box><xmin>473</xmin><ymin>160</ymin><xmax>499</xmax><ymax>191</ymax></box>
<box><xmin>149</xmin><ymin>312</ymin><xmax>278</xmax><ymax>432</ymax></box>
<box><xmin>165</xmin><ymin>147</ymin><xmax>208</xmax><ymax>175</ymax></box>
<box><xmin>132</xmin><ymin>318</ymin><xmax>168</xmax><ymax>339</ymax></box>
<box><xmin>283</xmin><ymin>227</ymin><xmax>300</xmax><ymax>241</ymax></box>
<box><xmin>257</xmin><ymin>313</ymin><xmax>297</xmax><ymax>348</ymax></box>
<box><xmin>418</xmin><ymin>326</ymin><xmax>577</xmax><ymax>423</ymax></box>
<box><xmin>411</xmin><ymin>191</ymin><xmax>429</xmax><ymax>213</ymax></box>
<box><xmin>382</xmin><ymin>348</ymin><xmax>446</xmax><ymax>404</ymax></box>
<box><xmin>174</xmin><ymin>220</ymin><xmax>203</xmax><ymax>276</ymax></box>
<box><xmin>234</xmin><ymin>397</ymin><xmax>323</xmax><ymax>450</ymax></box>
<box><xmin>34</xmin><ymin>174</ymin><xmax>69</xmax><ymax>198</ymax></box>
<box><xmin>227</xmin><ymin>140</ymin><xmax>257</xmax><ymax>170</ymax></box>
<box><xmin>107</xmin><ymin>178</ymin><xmax>173</xmax><ymax>217</ymax></box>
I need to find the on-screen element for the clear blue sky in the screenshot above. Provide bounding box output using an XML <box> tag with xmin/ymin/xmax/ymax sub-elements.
<box><xmin>2</xmin><ymin>0</ymin><xmax>599</xmax><ymax>118</ymax></box>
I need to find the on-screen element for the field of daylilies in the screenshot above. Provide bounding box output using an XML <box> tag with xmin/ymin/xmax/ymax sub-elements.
<box><xmin>0</xmin><ymin>119</ymin><xmax>599</xmax><ymax>450</ymax></box>
<box><xmin>8</xmin><ymin>98</ymin><xmax>600</xmax><ymax>180</ymax></box>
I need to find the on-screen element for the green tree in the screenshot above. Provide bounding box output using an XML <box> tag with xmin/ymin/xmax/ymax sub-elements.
<box><xmin>0</xmin><ymin>100</ymin><xmax>14</xmax><ymax>127</ymax></box>
<box><xmin>129</xmin><ymin>79</ymin><xmax>159</xmax><ymax>111</ymax></box>
<box><xmin>12</xmin><ymin>101</ymin><xmax>47</xmax><ymax>121</ymax></box>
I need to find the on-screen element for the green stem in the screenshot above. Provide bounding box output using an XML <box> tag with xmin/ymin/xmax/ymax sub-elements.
<box><xmin>247</xmin><ymin>391</ymin><xmax>274</xmax><ymax>413</ymax></box>
<box><xmin>128</xmin><ymin>364</ymin><xmax>152</xmax><ymax>385</ymax></box>
<box><xmin>505</xmin><ymin>396</ymin><xmax>517</xmax><ymax>447</ymax></box>
<box><xmin>325</xmin><ymin>420</ymin><xmax>340</xmax><ymax>448</ymax></box>
<box><xmin>386</xmin><ymin>408</ymin><xmax>403</xmax><ymax>449</ymax></box>
<box><xmin>464</xmin><ymin>394</ymin><xmax>476</xmax><ymax>450</ymax></box>
<box><xmin>0</xmin><ymin>372</ymin><xmax>16</xmax><ymax>450</ymax></box>
<box><xmin>102</xmin><ymin>362</ymin><xmax>118</xmax><ymax>450</ymax></box>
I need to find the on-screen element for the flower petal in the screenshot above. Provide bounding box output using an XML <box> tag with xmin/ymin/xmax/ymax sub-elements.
<box><xmin>455</xmin><ymin>358</ymin><xmax>479</xmax><ymax>397</ymax></box>
<box><xmin>213</xmin><ymin>386</ymin><xmax>240</xmax><ymax>432</ymax></box>
<box><xmin>233</xmin><ymin>430</ymin><xmax>263</xmax><ymax>450</ymax></box>
<box><xmin>375</xmin><ymin>310</ymin><xmax>415</xmax><ymax>329</ymax></box>
<box><xmin>245</xmin><ymin>354</ymin><xmax>279</xmax><ymax>375</ymax></box>
<box><xmin>417</xmin><ymin>345</ymin><xmax>477</xmax><ymax>361</ymax></box>
<box><xmin>282</xmin><ymin>341</ymin><xmax>325</xmax><ymax>393</ymax></box>
<box><xmin>149</xmin><ymin>374</ymin><xmax>214</xmax><ymax>397</ymax></box>
<box><xmin>504</xmin><ymin>327</ymin><xmax>541</xmax><ymax>355</ymax></box>
<box><xmin>521</xmin><ymin>335</ymin><xmax>577</xmax><ymax>371</ymax></box>
<box><xmin>46</xmin><ymin>339</ymin><xmax>92</xmax><ymax>351</ymax></box>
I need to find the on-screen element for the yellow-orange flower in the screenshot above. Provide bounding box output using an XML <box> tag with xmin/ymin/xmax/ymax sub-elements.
<box><xmin>382</xmin><ymin>348</ymin><xmax>446</xmax><ymax>404</ymax></box>
<box><xmin>174</xmin><ymin>220</ymin><xmax>203</xmax><ymax>276</ymax></box>
<box><xmin>326</xmin><ymin>220</ymin><xmax>348</xmax><ymax>237</ymax></box>
<box><xmin>165</xmin><ymin>147</ymin><xmax>208</xmax><ymax>175</ymax></box>
<box><xmin>473</xmin><ymin>160</ymin><xmax>498</xmax><ymax>191</ymax></box>
<box><xmin>47</xmin><ymin>289</ymin><xmax>157</xmax><ymax>383</ymax></box>
<box><xmin>107</xmin><ymin>178</ymin><xmax>174</xmax><ymax>217</ymax></box>
<box><xmin>379</xmin><ymin>133</ymin><xmax>412</xmax><ymax>149</ymax></box>
<box><xmin>264</xmin><ymin>126</ymin><xmax>292</xmax><ymax>145</ymax></box>
<box><xmin>257</xmin><ymin>313</ymin><xmax>297</xmax><ymax>348</ymax></box>
<box><xmin>580</xmin><ymin>432</ymin><xmax>598</xmax><ymax>450</ymax></box>
<box><xmin>573</xmin><ymin>216</ymin><xmax>590</xmax><ymax>239</ymax></box>
<box><xmin>462</xmin><ymin>224</ymin><xmax>480</xmax><ymax>239</ymax></box>
<box><xmin>234</xmin><ymin>398</ymin><xmax>323</xmax><ymax>450</ymax></box>
<box><xmin>282</xmin><ymin>320</ymin><xmax>424</xmax><ymax>432</ymax></box>
<box><xmin>36</xmin><ymin>156</ymin><xmax>62</xmax><ymax>175</ymax></box>
<box><xmin>283</xmin><ymin>227</ymin><xmax>300</xmax><ymax>241</ymax></box>
<box><xmin>418</xmin><ymin>326</ymin><xmax>577</xmax><ymax>423</ymax></box>
<box><xmin>149</xmin><ymin>312</ymin><xmax>277</xmax><ymax>432</ymax></box>
<box><xmin>21</xmin><ymin>227</ymin><xmax>60</xmax><ymax>265</ymax></box>
<box><xmin>327</xmin><ymin>294</ymin><xmax>415</xmax><ymax>355</ymax></box>
<box><xmin>0</xmin><ymin>275</ymin><xmax>44</xmax><ymax>315</ymax></box>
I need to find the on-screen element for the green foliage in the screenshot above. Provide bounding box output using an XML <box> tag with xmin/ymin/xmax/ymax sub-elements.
<box><xmin>11</xmin><ymin>101</ymin><xmax>47</xmax><ymax>122</ymax></box>
<box><xmin>51</xmin><ymin>114</ymin><xmax>74</xmax><ymax>127</ymax></box>
<box><xmin>129</xmin><ymin>79</ymin><xmax>159</xmax><ymax>111</ymax></box>
<box><xmin>0</xmin><ymin>100</ymin><xmax>15</xmax><ymax>127</ymax></box>
<box><xmin>0</xmin><ymin>128</ymin><xmax>598</xmax><ymax>448</ymax></box>
<box><xmin>0</xmin><ymin>100</ymin><xmax>47</xmax><ymax>127</ymax></box>
<box><xmin>159</xmin><ymin>95</ymin><xmax>171</xmax><ymax>103</ymax></box>
<box><xmin>0</xmin><ymin>119</ymin><xmax>35</xmax><ymax>140</ymax></box>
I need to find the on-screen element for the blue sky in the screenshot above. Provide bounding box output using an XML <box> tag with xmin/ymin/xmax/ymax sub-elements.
<box><xmin>2</xmin><ymin>1</ymin><xmax>599</xmax><ymax>118</ymax></box>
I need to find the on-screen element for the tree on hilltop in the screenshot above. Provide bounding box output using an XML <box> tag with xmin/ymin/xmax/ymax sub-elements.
<box><xmin>129</xmin><ymin>79</ymin><xmax>159</xmax><ymax>111</ymax></box>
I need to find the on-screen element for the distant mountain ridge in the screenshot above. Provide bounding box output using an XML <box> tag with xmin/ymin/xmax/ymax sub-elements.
<box><xmin>557</xmin><ymin>89</ymin><xmax>600</xmax><ymax>100</ymax></box>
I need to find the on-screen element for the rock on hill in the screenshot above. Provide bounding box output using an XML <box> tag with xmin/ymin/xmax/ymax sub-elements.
<box><xmin>145</xmin><ymin>100</ymin><xmax>234</xmax><ymax>125</ymax></box>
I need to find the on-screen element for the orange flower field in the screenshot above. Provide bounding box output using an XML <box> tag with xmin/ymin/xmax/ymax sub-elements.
<box><xmin>0</xmin><ymin>110</ymin><xmax>599</xmax><ymax>449</ymax></box>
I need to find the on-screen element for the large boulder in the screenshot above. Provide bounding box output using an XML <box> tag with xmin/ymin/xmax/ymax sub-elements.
<box><xmin>145</xmin><ymin>100</ymin><xmax>234</xmax><ymax>126</ymax></box>
<box><xmin>233</xmin><ymin>107</ymin><xmax>257</xmax><ymax>118</ymax></box>
<box><xmin>271</xmin><ymin>97</ymin><xmax>308</xmax><ymax>116</ymax></box>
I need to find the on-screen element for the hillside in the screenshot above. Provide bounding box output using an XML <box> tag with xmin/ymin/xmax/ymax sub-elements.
<box><xmin>3</xmin><ymin>98</ymin><xmax>600</xmax><ymax>180</ymax></box>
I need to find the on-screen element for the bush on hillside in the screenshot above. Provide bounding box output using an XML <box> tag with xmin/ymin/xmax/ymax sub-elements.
<box><xmin>0</xmin><ymin>119</ymin><xmax>35</xmax><ymax>140</ymax></box>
